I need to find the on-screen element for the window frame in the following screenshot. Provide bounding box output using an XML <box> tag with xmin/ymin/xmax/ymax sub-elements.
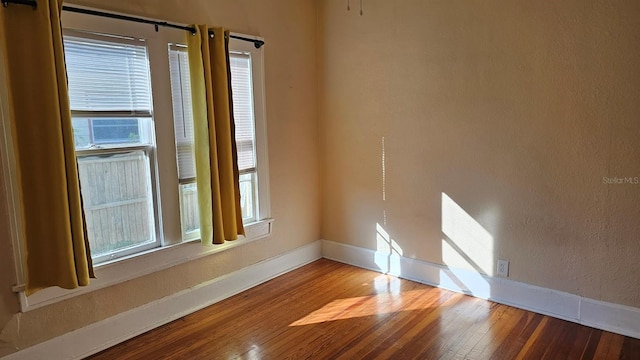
<box><xmin>167</xmin><ymin>44</ymin><xmax>200</xmax><ymax>241</ymax></box>
<box><xmin>64</xmin><ymin>30</ymin><xmax>162</xmax><ymax>263</ymax></box>
<box><xmin>167</xmin><ymin>34</ymin><xmax>271</xmax><ymax>241</ymax></box>
<box><xmin>1</xmin><ymin>8</ymin><xmax>272</xmax><ymax>312</ymax></box>
<box><xmin>229</xmin><ymin>37</ymin><xmax>271</xmax><ymax>224</ymax></box>
<box><xmin>230</xmin><ymin>50</ymin><xmax>259</xmax><ymax>225</ymax></box>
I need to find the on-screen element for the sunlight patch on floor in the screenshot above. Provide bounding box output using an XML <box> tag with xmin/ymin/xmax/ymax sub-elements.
<box><xmin>289</xmin><ymin>288</ymin><xmax>435</xmax><ymax>326</ymax></box>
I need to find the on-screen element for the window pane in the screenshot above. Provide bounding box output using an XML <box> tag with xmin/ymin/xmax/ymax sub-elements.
<box><xmin>77</xmin><ymin>151</ymin><xmax>155</xmax><ymax>258</ymax></box>
<box><xmin>92</xmin><ymin>119</ymin><xmax>139</xmax><ymax>144</ymax></box>
<box><xmin>178</xmin><ymin>173</ymin><xmax>256</xmax><ymax>237</ymax></box>
<box><xmin>168</xmin><ymin>47</ymin><xmax>196</xmax><ymax>181</ymax></box>
<box><xmin>179</xmin><ymin>183</ymin><xmax>199</xmax><ymax>237</ymax></box>
<box><xmin>239</xmin><ymin>172</ymin><xmax>255</xmax><ymax>221</ymax></box>
<box><xmin>230</xmin><ymin>53</ymin><xmax>256</xmax><ymax>172</ymax></box>
<box><xmin>64</xmin><ymin>34</ymin><xmax>152</xmax><ymax>114</ymax></box>
<box><xmin>72</xmin><ymin>118</ymin><xmax>91</xmax><ymax>148</ymax></box>
<box><xmin>72</xmin><ymin>118</ymin><xmax>151</xmax><ymax>149</ymax></box>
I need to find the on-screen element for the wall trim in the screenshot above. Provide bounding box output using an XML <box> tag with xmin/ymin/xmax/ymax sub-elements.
<box><xmin>3</xmin><ymin>241</ymin><xmax>322</xmax><ymax>360</ymax></box>
<box><xmin>321</xmin><ymin>239</ymin><xmax>640</xmax><ymax>340</ymax></box>
<box><xmin>21</xmin><ymin>219</ymin><xmax>274</xmax><ymax>312</ymax></box>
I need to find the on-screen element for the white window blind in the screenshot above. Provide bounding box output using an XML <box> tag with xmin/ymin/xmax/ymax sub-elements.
<box><xmin>230</xmin><ymin>53</ymin><xmax>256</xmax><ymax>173</ymax></box>
<box><xmin>64</xmin><ymin>34</ymin><xmax>152</xmax><ymax>115</ymax></box>
<box><xmin>169</xmin><ymin>47</ymin><xmax>196</xmax><ymax>181</ymax></box>
<box><xmin>170</xmin><ymin>50</ymin><xmax>257</xmax><ymax>181</ymax></box>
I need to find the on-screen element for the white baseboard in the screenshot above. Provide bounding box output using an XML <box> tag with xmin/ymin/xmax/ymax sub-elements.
<box><xmin>580</xmin><ymin>298</ymin><xmax>640</xmax><ymax>339</ymax></box>
<box><xmin>4</xmin><ymin>241</ymin><xmax>322</xmax><ymax>360</ymax></box>
<box><xmin>322</xmin><ymin>239</ymin><xmax>640</xmax><ymax>340</ymax></box>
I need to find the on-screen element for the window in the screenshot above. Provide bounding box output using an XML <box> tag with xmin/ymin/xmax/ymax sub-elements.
<box><xmin>60</xmin><ymin>15</ymin><xmax>270</xmax><ymax>264</ymax></box>
<box><xmin>231</xmin><ymin>53</ymin><xmax>259</xmax><ymax>224</ymax></box>
<box><xmin>169</xmin><ymin>39</ymin><xmax>269</xmax><ymax>240</ymax></box>
<box><xmin>65</xmin><ymin>32</ymin><xmax>159</xmax><ymax>263</ymax></box>
<box><xmin>2</xmin><ymin>9</ymin><xmax>272</xmax><ymax>311</ymax></box>
<box><xmin>168</xmin><ymin>45</ymin><xmax>199</xmax><ymax>240</ymax></box>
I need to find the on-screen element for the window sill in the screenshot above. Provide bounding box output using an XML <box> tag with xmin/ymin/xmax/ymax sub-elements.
<box><xmin>18</xmin><ymin>219</ymin><xmax>273</xmax><ymax>312</ymax></box>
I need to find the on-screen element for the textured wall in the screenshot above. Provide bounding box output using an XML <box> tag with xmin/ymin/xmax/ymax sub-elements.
<box><xmin>3</xmin><ymin>0</ymin><xmax>640</xmax><ymax>355</ymax></box>
<box><xmin>0</xmin><ymin>159</ymin><xmax>19</xmax><ymax>353</ymax></box>
<box><xmin>0</xmin><ymin>0</ymin><xmax>320</xmax><ymax>355</ymax></box>
<box><xmin>318</xmin><ymin>0</ymin><xmax>640</xmax><ymax>307</ymax></box>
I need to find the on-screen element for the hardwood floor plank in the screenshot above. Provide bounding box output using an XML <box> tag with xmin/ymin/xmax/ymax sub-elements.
<box><xmin>489</xmin><ymin>312</ymin><xmax>544</xmax><ymax>359</ymax></box>
<box><xmin>530</xmin><ymin>317</ymin><xmax>571</xmax><ymax>359</ymax></box>
<box><xmin>172</xmin><ymin>262</ymin><xmax>370</xmax><ymax>359</ymax></box>
<box><xmin>413</xmin><ymin>296</ymin><xmax>490</xmax><ymax>359</ymax></box>
<box><xmin>398</xmin><ymin>296</ymin><xmax>490</xmax><ymax>359</ymax></box>
<box><xmin>560</xmin><ymin>321</ymin><xmax>594</xmax><ymax>359</ymax></box>
<box><xmin>435</xmin><ymin>299</ymin><xmax>499</xmax><ymax>359</ymax></box>
<box><xmin>329</xmin><ymin>283</ymin><xmax>448</xmax><ymax>359</ymax></box>
<box><xmin>87</xmin><ymin>259</ymin><xmax>640</xmax><ymax>360</ymax></box>
<box><xmin>353</xmin><ymin>293</ymin><xmax>464</xmax><ymax>359</ymax></box>
<box><xmin>620</xmin><ymin>335</ymin><xmax>640</xmax><ymax>360</ymax></box>
<box><xmin>452</xmin><ymin>302</ymin><xmax>511</xmax><ymax>358</ymax></box>
<box><xmin>467</xmin><ymin>304</ymin><xmax>524</xmax><ymax>359</ymax></box>
<box><xmin>270</xmin><ymin>279</ymin><xmax>425</xmax><ymax>358</ymax></box>
<box><xmin>254</xmin><ymin>268</ymin><xmax>393</xmax><ymax>357</ymax></box>
<box><xmin>547</xmin><ymin>319</ymin><xmax>581</xmax><ymax>359</ymax></box>
<box><xmin>593</xmin><ymin>331</ymin><xmax>625</xmax><ymax>359</ymax></box>
<box><xmin>581</xmin><ymin>329</ymin><xmax>604</xmax><ymax>360</ymax></box>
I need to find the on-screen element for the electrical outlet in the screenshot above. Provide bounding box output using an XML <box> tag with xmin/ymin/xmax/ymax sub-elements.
<box><xmin>497</xmin><ymin>259</ymin><xmax>509</xmax><ymax>277</ymax></box>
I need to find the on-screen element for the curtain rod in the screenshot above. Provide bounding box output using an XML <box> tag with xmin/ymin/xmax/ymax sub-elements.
<box><xmin>1</xmin><ymin>0</ymin><xmax>265</xmax><ymax>49</ymax></box>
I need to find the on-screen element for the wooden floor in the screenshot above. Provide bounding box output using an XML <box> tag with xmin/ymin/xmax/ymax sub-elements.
<box><xmin>88</xmin><ymin>259</ymin><xmax>640</xmax><ymax>359</ymax></box>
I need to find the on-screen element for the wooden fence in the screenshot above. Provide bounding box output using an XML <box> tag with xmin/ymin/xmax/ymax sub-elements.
<box><xmin>77</xmin><ymin>151</ymin><xmax>153</xmax><ymax>257</ymax></box>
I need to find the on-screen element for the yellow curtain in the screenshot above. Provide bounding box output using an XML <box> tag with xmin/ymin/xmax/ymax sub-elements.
<box><xmin>187</xmin><ymin>26</ymin><xmax>245</xmax><ymax>245</ymax></box>
<box><xmin>0</xmin><ymin>0</ymin><xmax>93</xmax><ymax>295</ymax></box>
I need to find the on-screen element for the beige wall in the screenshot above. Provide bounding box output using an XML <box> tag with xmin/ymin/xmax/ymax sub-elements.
<box><xmin>0</xmin><ymin>0</ymin><xmax>320</xmax><ymax>356</ymax></box>
<box><xmin>319</xmin><ymin>0</ymin><xmax>640</xmax><ymax>307</ymax></box>
<box><xmin>3</xmin><ymin>0</ymin><xmax>640</xmax><ymax>355</ymax></box>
